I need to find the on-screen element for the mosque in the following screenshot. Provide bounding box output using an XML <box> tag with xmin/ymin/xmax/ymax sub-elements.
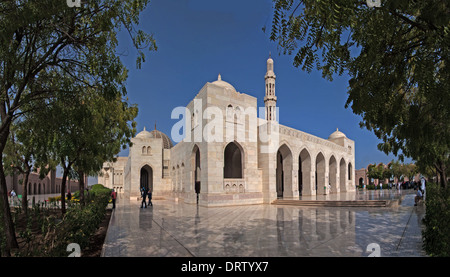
<box><xmin>100</xmin><ymin>57</ymin><xmax>356</xmax><ymax>206</ymax></box>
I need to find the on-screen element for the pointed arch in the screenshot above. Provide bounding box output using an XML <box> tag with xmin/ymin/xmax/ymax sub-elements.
<box><xmin>224</xmin><ymin>141</ymin><xmax>244</xmax><ymax>178</ymax></box>
<box><xmin>191</xmin><ymin>144</ymin><xmax>201</xmax><ymax>194</ymax></box>
<box><xmin>140</xmin><ymin>165</ymin><xmax>153</xmax><ymax>192</ymax></box>
<box><xmin>329</xmin><ymin>155</ymin><xmax>338</xmax><ymax>193</ymax></box>
<box><xmin>180</xmin><ymin>163</ymin><xmax>185</xmax><ymax>192</ymax></box>
<box><xmin>315</xmin><ymin>152</ymin><xmax>326</xmax><ymax>195</ymax></box>
<box><xmin>340</xmin><ymin>158</ymin><xmax>347</xmax><ymax>192</ymax></box>
<box><xmin>298</xmin><ymin>148</ymin><xmax>312</xmax><ymax>196</ymax></box>
<box><xmin>276</xmin><ymin>143</ymin><xmax>293</xmax><ymax>198</ymax></box>
<box><xmin>348</xmin><ymin>162</ymin><xmax>353</xmax><ymax>180</ymax></box>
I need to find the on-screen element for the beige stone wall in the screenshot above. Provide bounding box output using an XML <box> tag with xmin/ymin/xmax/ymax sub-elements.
<box><xmin>100</xmin><ymin>157</ymin><xmax>127</xmax><ymax>192</ymax></box>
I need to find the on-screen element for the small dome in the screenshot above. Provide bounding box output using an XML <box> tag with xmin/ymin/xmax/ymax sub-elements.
<box><xmin>328</xmin><ymin>128</ymin><xmax>346</xmax><ymax>139</ymax></box>
<box><xmin>149</xmin><ymin>129</ymin><xmax>173</xmax><ymax>149</ymax></box>
<box><xmin>211</xmin><ymin>74</ymin><xmax>236</xmax><ymax>91</ymax></box>
<box><xmin>136</xmin><ymin>127</ymin><xmax>152</xmax><ymax>139</ymax></box>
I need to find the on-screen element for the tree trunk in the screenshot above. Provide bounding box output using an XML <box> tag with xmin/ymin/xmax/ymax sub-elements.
<box><xmin>435</xmin><ymin>160</ymin><xmax>448</xmax><ymax>189</ymax></box>
<box><xmin>0</xmin><ymin>156</ymin><xmax>18</xmax><ymax>256</ymax></box>
<box><xmin>61</xmin><ymin>168</ymin><xmax>68</xmax><ymax>215</ymax></box>
<box><xmin>439</xmin><ymin>168</ymin><xmax>448</xmax><ymax>189</ymax></box>
<box><xmin>78</xmin><ymin>170</ymin><xmax>85</xmax><ymax>207</ymax></box>
<box><xmin>21</xmin><ymin>170</ymin><xmax>30</xmax><ymax>215</ymax></box>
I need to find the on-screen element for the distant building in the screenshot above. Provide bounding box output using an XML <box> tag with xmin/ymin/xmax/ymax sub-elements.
<box><xmin>6</xmin><ymin>169</ymin><xmax>86</xmax><ymax>196</ymax></box>
<box><xmin>355</xmin><ymin>163</ymin><xmax>422</xmax><ymax>187</ymax></box>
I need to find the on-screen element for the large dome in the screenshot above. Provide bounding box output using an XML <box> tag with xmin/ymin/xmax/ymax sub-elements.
<box><xmin>211</xmin><ymin>74</ymin><xmax>236</xmax><ymax>91</ymax></box>
<box><xmin>149</xmin><ymin>129</ymin><xmax>173</xmax><ymax>149</ymax></box>
<box><xmin>135</xmin><ymin>127</ymin><xmax>173</xmax><ymax>149</ymax></box>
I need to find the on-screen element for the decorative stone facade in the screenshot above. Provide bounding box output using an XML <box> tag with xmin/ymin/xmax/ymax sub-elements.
<box><xmin>100</xmin><ymin>57</ymin><xmax>356</xmax><ymax>206</ymax></box>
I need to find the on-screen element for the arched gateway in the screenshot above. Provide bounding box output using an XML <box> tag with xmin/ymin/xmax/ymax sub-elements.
<box><xmin>140</xmin><ymin>165</ymin><xmax>153</xmax><ymax>191</ymax></box>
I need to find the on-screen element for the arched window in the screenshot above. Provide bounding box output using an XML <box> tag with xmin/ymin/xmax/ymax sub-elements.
<box><xmin>224</xmin><ymin>142</ymin><xmax>243</xmax><ymax>178</ymax></box>
<box><xmin>147</xmin><ymin>146</ymin><xmax>151</xmax><ymax>155</ymax></box>
<box><xmin>142</xmin><ymin>146</ymin><xmax>146</xmax><ymax>154</ymax></box>
<box><xmin>226</xmin><ymin>105</ymin><xmax>233</xmax><ymax>122</ymax></box>
<box><xmin>348</xmin><ymin>163</ymin><xmax>353</xmax><ymax>180</ymax></box>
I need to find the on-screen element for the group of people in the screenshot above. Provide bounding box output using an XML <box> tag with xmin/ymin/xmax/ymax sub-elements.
<box><xmin>109</xmin><ymin>187</ymin><xmax>153</xmax><ymax>209</ymax></box>
<box><xmin>140</xmin><ymin>187</ymin><xmax>153</xmax><ymax>208</ymax></box>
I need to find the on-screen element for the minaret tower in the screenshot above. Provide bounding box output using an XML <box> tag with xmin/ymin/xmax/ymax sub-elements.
<box><xmin>264</xmin><ymin>54</ymin><xmax>277</xmax><ymax>121</ymax></box>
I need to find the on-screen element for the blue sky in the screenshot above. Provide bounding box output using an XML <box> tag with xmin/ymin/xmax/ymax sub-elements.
<box><xmin>91</xmin><ymin>0</ymin><xmax>406</xmax><ymax>183</ymax></box>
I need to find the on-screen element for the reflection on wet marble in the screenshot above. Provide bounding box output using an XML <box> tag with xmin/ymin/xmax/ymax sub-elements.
<box><xmin>102</xmin><ymin>190</ymin><xmax>426</xmax><ymax>257</ymax></box>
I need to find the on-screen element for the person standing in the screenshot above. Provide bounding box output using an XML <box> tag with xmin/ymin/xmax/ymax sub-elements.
<box><xmin>111</xmin><ymin>189</ymin><xmax>117</xmax><ymax>209</ymax></box>
<box><xmin>414</xmin><ymin>187</ymin><xmax>423</xmax><ymax>206</ymax></box>
<box><xmin>147</xmin><ymin>188</ymin><xmax>153</xmax><ymax>206</ymax></box>
<box><xmin>420</xmin><ymin>177</ymin><xmax>426</xmax><ymax>199</ymax></box>
<box><xmin>140</xmin><ymin>187</ymin><xmax>147</xmax><ymax>208</ymax></box>
<box><xmin>10</xmin><ymin>189</ymin><xmax>16</xmax><ymax>205</ymax></box>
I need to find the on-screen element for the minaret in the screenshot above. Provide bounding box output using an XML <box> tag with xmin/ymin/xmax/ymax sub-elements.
<box><xmin>264</xmin><ymin>54</ymin><xmax>277</xmax><ymax>121</ymax></box>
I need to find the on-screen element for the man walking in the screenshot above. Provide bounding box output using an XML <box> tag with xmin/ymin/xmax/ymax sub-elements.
<box><xmin>140</xmin><ymin>187</ymin><xmax>147</xmax><ymax>208</ymax></box>
<box><xmin>111</xmin><ymin>189</ymin><xmax>117</xmax><ymax>209</ymax></box>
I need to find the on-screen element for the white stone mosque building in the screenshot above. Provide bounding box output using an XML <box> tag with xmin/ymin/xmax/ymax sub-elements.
<box><xmin>100</xmin><ymin>57</ymin><xmax>356</xmax><ymax>206</ymax></box>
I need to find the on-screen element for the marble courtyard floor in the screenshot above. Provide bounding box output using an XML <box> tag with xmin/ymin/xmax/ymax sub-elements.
<box><xmin>101</xmin><ymin>189</ymin><xmax>426</xmax><ymax>257</ymax></box>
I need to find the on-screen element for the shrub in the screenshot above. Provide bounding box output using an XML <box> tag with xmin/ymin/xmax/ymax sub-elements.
<box><xmin>10</xmin><ymin>188</ymin><xmax>111</xmax><ymax>257</ymax></box>
<box><xmin>366</xmin><ymin>184</ymin><xmax>375</xmax><ymax>190</ymax></box>
<box><xmin>88</xmin><ymin>184</ymin><xmax>111</xmax><ymax>199</ymax></box>
<box><xmin>90</xmin><ymin>184</ymin><xmax>110</xmax><ymax>192</ymax></box>
<box><xmin>422</xmin><ymin>183</ymin><xmax>450</xmax><ymax>256</ymax></box>
<box><xmin>45</xmin><ymin>190</ymin><xmax>110</xmax><ymax>256</ymax></box>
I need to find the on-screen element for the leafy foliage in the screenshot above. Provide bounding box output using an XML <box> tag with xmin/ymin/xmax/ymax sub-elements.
<box><xmin>367</xmin><ymin>163</ymin><xmax>384</xmax><ymax>181</ymax></box>
<box><xmin>269</xmin><ymin>0</ymin><xmax>449</xmax><ymax>187</ymax></box>
<box><xmin>10</xmin><ymin>189</ymin><xmax>111</xmax><ymax>257</ymax></box>
<box><xmin>0</xmin><ymin>0</ymin><xmax>154</xmax><ymax>255</ymax></box>
<box><xmin>422</xmin><ymin>183</ymin><xmax>450</xmax><ymax>256</ymax></box>
<box><xmin>366</xmin><ymin>160</ymin><xmax>418</xmax><ymax>184</ymax></box>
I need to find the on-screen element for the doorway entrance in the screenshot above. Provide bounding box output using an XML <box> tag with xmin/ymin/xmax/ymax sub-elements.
<box><xmin>140</xmin><ymin>165</ymin><xmax>153</xmax><ymax>191</ymax></box>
